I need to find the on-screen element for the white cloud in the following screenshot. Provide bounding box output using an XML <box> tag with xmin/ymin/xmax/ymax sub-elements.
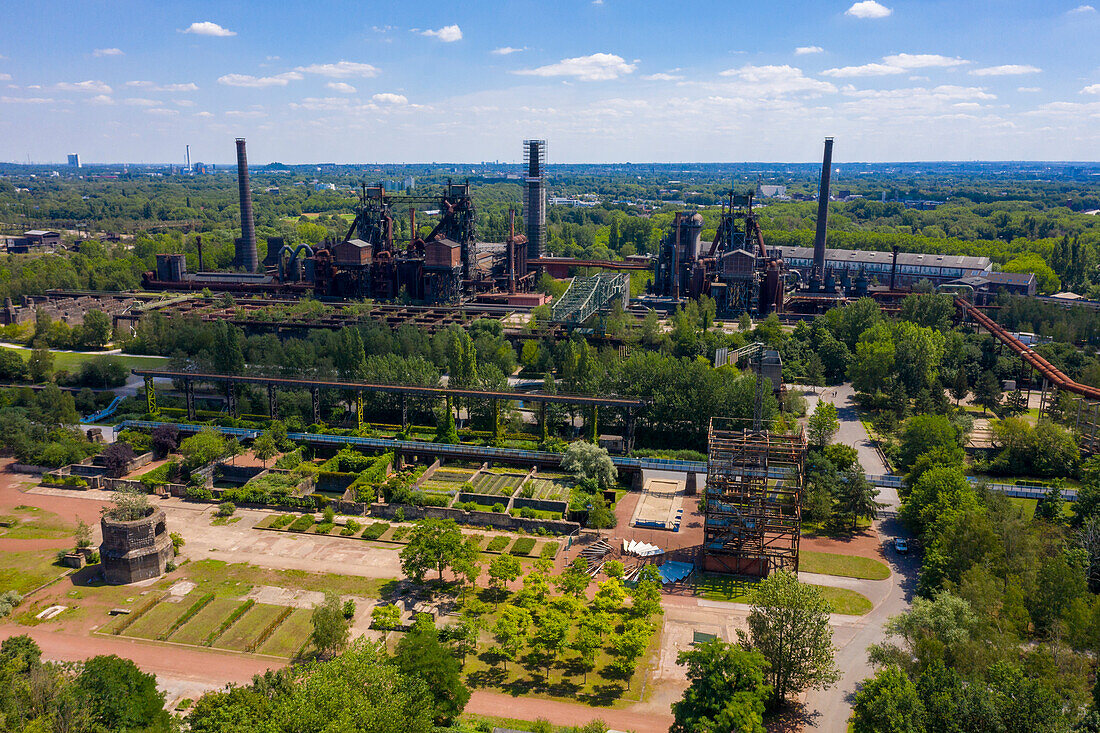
<box><xmin>146</xmin><ymin>108</ymin><xmax>179</xmax><ymax>116</ymax></box>
<box><xmin>0</xmin><ymin>73</ymin><xmax>10</xmax><ymax>82</ymax></box>
<box><xmin>718</xmin><ymin>64</ymin><xmax>836</xmax><ymax>95</ymax></box>
<box><xmin>846</xmin><ymin>1</ymin><xmax>892</xmax><ymax>18</ymax></box>
<box><xmin>971</xmin><ymin>64</ymin><xmax>1041</xmax><ymax>76</ymax></box>
<box><xmin>882</xmin><ymin>53</ymin><xmax>968</xmax><ymax>69</ymax></box>
<box><xmin>1017</xmin><ymin>87</ymin><xmax>1041</xmax><ymax>93</ymax></box>
<box><xmin>0</xmin><ymin>96</ymin><xmax>54</xmax><ymax>103</ymax></box>
<box><xmin>173</xmin><ymin>99</ymin><xmax>196</xmax><ymax>107</ymax></box>
<box><xmin>372</xmin><ymin>92</ymin><xmax>408</xmax><ymax>105</ymax></box>
<box><xmin>93</xmin><ymin>48</ymin><xmax>123</xmax><ymax>57</ymax></box>
<box><xmin>514</xmin><ymin>53</ymin><xmax>636</xmax><ymax>81</ymax></box>
<box><xmin>225</xmin><ymin>109</ymin><xmax>266</xmax><ymax>118</ymax></box>
<box><xmin>822</xmin><ymin>63</ymin><xmax>905</xmax><ymax>77</ymax></box>
<box><xmin>194</xmin><ymin>111</ymin><xmax>214</xmax><ymax>118</ymax></box>
<box><xmin>326</xmin><ymin>82</ymin><xmax>357</xmax><ymax>94</ymax></box>
<box><xmin>54</xmin><ymin>80</ymin><xmax>112</xmax><ymax>93</ymax></box>
<box><xmin>795</xmin><ymin>46</ymin><xmax>824</xmax><ymax>55</ymax></box>
<box><xmin>124</xmin><ymin>97</ymin><xmax>158</xmax><ymax>106</ymax></box>
<box><xmin>295</xmin><ymin>61</ymin><xmax>380</xmax><ymax>78</ymax></box>
<box><xmin>181</xmin><ymin>21</ymin><xmax>236</xmax><ymax>37</ymax></box>
<box><xmin>90</xmin><ymin>94</ymin><xmax>114</xmax><ymax>105</ymax></box>
<box><xmin>1083</xmin><ymin>84</ymin><xmax>1100</xmax><ymax>94</ymax></box>
<box><xmin>1069</xmin><ymin>4</ymin><xmax>1095</xmax><ymax>12</ymax></box>
<box><xmin>217</xmin><ymin>72</ymin><xmax>303</xmax><ymax>87</ymax></box>
<box><xmin>421</xmin><ymin>25</ymin><xmax>462</xmax><ymax>42</ymax></box>
<box><xmin>642</xmin><ymin>72</ymin><xmax>684</xmax><ymax>81</ymax></box>
<box><xmin>126</xmin><ymin>81</ymin><xmax>199</xmax><ymax>92</ymax></box>
<box><xmin>492</xmin><ymin>46</ymin><xmax>526</xmax><ymax>55</ymax></box>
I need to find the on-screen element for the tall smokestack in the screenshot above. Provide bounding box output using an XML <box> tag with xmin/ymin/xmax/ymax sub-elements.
<box><xmin>186</xmin><ymin>144</ymin><xmax>191</xmax><ymax>172</ymax></box>
<box><xmin>234</xmin><ymin>138</ymin><xmax>258</xmax><ymax>273</ymax></box>
<box><xmin>812</xmin><ymin>137</ymin><xmax>834</xmax><ymax>280</ymax></box>
<box><xmin>523</xmin><ymin>139</ymin><xmax>546</xmax><ymax>260</ymax></box>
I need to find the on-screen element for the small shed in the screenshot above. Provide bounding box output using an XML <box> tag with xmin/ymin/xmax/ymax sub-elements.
<box><xmin>333</xmin><ymin>239</ymin><xmax>372</xmax><ymax>266</ymax></box>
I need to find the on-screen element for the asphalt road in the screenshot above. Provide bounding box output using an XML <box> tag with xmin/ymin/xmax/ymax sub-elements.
<box><xmin>801</xmin><ymin>383</ymin><xmax>917</xmax><ymax>731</ymax></box>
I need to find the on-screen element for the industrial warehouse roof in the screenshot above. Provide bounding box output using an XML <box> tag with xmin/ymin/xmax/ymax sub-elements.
<box><xmin>982</xmin><ymin>271</ymin><xmax>1035</xmax><ymax>286</ymax></box>
<box><xmin>775</xmin><ymin>246</ymin><xmax>991</xmax><ymax>271</ymax></box>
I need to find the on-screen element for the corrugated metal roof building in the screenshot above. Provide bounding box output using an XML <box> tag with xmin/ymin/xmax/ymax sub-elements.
<box><xmin>775</xmin><ymin>245</ymin><xmax>991</xmax><ymax>286</ymax></box>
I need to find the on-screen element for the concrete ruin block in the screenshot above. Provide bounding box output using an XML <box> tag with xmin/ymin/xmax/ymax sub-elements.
<box><xmin>99</xmin><ymin>508</ymin><xmax>174</xmax><ymax>584</ymax></box>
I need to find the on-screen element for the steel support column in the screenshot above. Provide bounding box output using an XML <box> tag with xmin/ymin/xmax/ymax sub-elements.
<box><xmin>311</xmin><ymin>387</ymin><xmax>320</xmax><ymax>424</ymax></box>
<box><xmin>268</xmin><ymin>384</ymin><xmax>278</xmax><ymax>420</ymax></box>
<box><xmin>226</xmin><ymin>383</ymin><xmax>237</xmax><ymax>418</ymax></box>
<box><xmin>588</xmin><ymin>404</ymin><xmax>599</xmax><ymax>443</ymax></box>
<box><xmin>356</xmin><ymin>391</ymin><xmax>364</xmax><ymax>431</ymax></box>
<box><xmin>144</xmin><ymin>376</ymin><xmax>157</xmax><ymax>415</ymax></box>
<box><xmin>624</xmin><ymin>408</ymin><xmax>636</xmax><ymax>454</ymax></box>
<box><xmin>401</xmin><ymin>394</ymin><xmax>408</xmax><ymax>428</ymax></box>
<box><xmin>185</xmin><ymin>379</ymin><xmax>196</xmax><ymax>421</ymax></box>
<box><xmin>539</xmin><ymin>402</ymin><xmax>548</xmax><ymax>443</ymax></box>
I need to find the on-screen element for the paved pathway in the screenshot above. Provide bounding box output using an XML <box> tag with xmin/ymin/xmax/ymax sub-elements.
<box><xmin>801</xmin><ymin>384</ymin><xmax>916</xmax><ymax>731</ymax></box>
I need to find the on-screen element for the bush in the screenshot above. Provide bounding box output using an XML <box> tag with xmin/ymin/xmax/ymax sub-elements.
<box><xmin>540</xmin><ymin>542</ymin><xmax>559</xmax><ymax>559</ymax></box>
<box><xmin>341</xmin><ymin>519</ymin><xmax>362</xmax><ymax>536</ymax></box>
<box><xmin>371</xmin><ymin>604</ymin><xmax>401</xmax><ymax>630</ymax></box>
<box><xmin>491</xmin><ymin>503</ymin><xmax>505</xmax><ymax>513</ymax></box>
<box><xmin>288</xmin><ymin>515</ymin><xmax>315</xmax><ymax>532</ymax></box>
<box><xmin>0</xmin><ymin>590</ymin><xmax>23</xmax><ymax>618</ymax></box>
<box><xmin>169</xmin><ymin>532</ymin><xmax>185</xmax><ymax>552</ymax></box>
<box><xmin>342</xmin><ymin>599</ymin><xmax>356</xmax><ymax>619</ymax></box>
<box><xmin>322</xmin><ymin>506</ymin><xmax>336</xmax><ymax>524</ymax></box>
<box><xmin>361</xmin><ymin>522</ymin><xmax>389</xmax><ymax>540</ymax></box>
<box><xmin>519</xmin><ymin>507</ymin><xmax>535</xmax><ymax>519</ymax></box>
<box><xmin>216</xmin><ymin>502</ymin><xmax>235</xmax><ymax>518</ymax></box>
<box><xmin>510</xmin><ymin>537</ymin><xmax>537</xmax><ymax>556</ymax></box>
<box><xmin>185</xmin><ymin>486</ymin><xmax>214</xmax><ymax>502</ymax></box>
<box><xmin>271</xmin><ymin>514</ymin><xmax>295</xmax><ymax>529</ymax></box>
<box><xmin>486</xmin><ymin>536</ymin><xmax>510</xmax><ymax>552</ymax></box>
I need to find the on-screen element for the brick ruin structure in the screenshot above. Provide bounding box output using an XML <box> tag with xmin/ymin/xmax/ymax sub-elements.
<box><xmin>100</xmin><ymin>507</ymin><xmax>174</xmax><ymax>584</ymax></box>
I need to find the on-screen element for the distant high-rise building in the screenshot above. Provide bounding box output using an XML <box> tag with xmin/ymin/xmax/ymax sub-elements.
<box><xmin>67</xmin><ymin>154</ymin><xmax>81</xmax><ymax>168</ymax></box>
<box><xmin>404</xmin><ymin>176</ymin><xmax>415</xmax><ymax>191</ymax></box>
<box><xmin>523</xmin><ymin>140</ymin><xmax>546</xmax><ymax>259</ymax></box>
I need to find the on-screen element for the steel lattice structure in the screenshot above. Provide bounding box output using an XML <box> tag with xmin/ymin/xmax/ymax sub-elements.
<box><xmin>703</xmin><ymin>419</ymin><xmax>806</xmax><ymax>577</ymax></box>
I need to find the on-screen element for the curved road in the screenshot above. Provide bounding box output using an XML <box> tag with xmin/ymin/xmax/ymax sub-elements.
<box><xmin>802</xmin><ymin>383</ymin><xmax>918</xmax><ymax>731</ymax></box>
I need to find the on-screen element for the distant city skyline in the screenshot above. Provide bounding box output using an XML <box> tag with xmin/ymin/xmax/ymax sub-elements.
<box><xmin>1</xmin><ymin>1</ymin><xmax>1099</xmax><ymax>164</ymax></box>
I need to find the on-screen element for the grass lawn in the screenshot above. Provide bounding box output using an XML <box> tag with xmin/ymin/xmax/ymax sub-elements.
<box><xmin>0</xmin><ymin>506</ymin><xmax>75</xmax><ymax>540</ymax></box>
<box><xmin>181</xmin><ymin>558</ymin><xmax>392</xmax><ymax>600</ymax></box>
<box><xmin>170</xmin><ymin>598</ymin><xmax>243</xmax><ymax>645</ymax></box>
<box><xmin>0</xmin><ymin>550</ymin><xmax>67</xmax><ymax>594</ymax></box>
<box><xmin>258</xmin><ymin>607</ymin><xmax>313</xmax><ymax>657</ymax></box>
<box><xmin>214</xmin><ymin>603</ymin><xmax>286</xmax><ymax>652</ymax></box>
<box><xmin>694</xmin><ymin>573</ymin><xmax>872</xmax><ymax>615</ymax></box>
<box><xmin>800</xmin><ymin>551</ymin><xmax>890</xmax><ymax>581</ymax></box>
<box><xmin>123</xmin><ymin>597</ymin><xmax>195</xmax><ymax>640</ymax></box>
<box><xmin>5</xmin><ymin>344</ymin><xmax>169</xmax><ymax>373</ymax></box>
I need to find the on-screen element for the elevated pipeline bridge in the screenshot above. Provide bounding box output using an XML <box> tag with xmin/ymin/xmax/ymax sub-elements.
<box><xmin>132</xmin><ymin>368</ymin><xmax>648</xmax><ymax>451</ymax></box>
<box><xmin>551</xmin><ymin>272</ymin><xmax>630</xmax><ymax>327</ymax></box>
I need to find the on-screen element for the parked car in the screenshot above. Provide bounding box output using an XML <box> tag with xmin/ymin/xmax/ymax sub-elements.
<box><xmin>894</xmin><ymin>538</ymin><xmax>909</xmax><ymax>554</ymax></box>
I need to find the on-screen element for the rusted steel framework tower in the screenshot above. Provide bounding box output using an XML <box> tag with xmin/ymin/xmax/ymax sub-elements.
<box><xmin>703</xmin><ymin>419</ymin><xmax>806</xmax><ymax>577</ymax></box>
<box><xmin>523</xmin><ymin>139</ymin><xmax>546</xmax><ymax>260</ymax></box>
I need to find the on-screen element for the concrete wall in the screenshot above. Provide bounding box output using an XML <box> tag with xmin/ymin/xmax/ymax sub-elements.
<box><xmin>511</xmin><ymin>496</ymin><xmax>569</xmax><ymax>514</ymax></box>
<box><xmin>368</xmin><ymin>501</ymin><xmax>580</xmax><ymax>534</ymax></box>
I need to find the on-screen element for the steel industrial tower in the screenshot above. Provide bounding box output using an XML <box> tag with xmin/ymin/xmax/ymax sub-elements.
<box><xmin>523</xmin><ymin>140</ymin><xmax>546</xmax><ymax>260</ymax></box>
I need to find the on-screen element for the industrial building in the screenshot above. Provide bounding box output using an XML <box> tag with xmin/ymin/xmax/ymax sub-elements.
<box><xmin>777</xmin><ymin>246</ymin><xmax>992</xmax><ymax>288</ymax></box>
<box><xmin>67</xmin><ymin>154</ymin><xmax>80</xmax><ymax>168</ymax></box>
<box><xmin>6</xmin><ymin>230</ymin><xmax>62</xmax><ymax>253</ymax></box>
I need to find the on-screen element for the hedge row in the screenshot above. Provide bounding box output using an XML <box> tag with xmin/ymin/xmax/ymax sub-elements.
<box><xmin>113</xmin><ymin>594</ymin><xmax>162</xmax><ymax>636</ymax></box>
<box><xmin>203</xmin><ymin>599</ymin><xmax>256</xmax><ymax>647</ymax></box>
<box><xmin>157</xmin><ymin>593</ymin><xmax>214</xmax><ymax>641</ymax></box>
<box><xmin>247</xmin><ymin>605</ymin><xmax>293</xmax><ymax>653</ymax></box>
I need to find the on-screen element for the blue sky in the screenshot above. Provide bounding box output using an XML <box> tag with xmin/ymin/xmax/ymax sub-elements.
<box><xmin>1</xmin><ymin>0</ymin><xmax>1099</xmax><ymax>164</ymax></box>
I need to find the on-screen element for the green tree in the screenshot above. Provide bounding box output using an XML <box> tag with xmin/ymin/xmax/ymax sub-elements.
<box><xmin>179</xmin><ymin>428</ymin><xmax>227</xmax><ymax>470</ymax></box>
<box><xmin>974</xmin><ymin>370</ymin><xmax>1002</xmax><ymax>415</ymax></box>
<box><xmin>671</xmin><ymin>639</ymin><xmax>771</xmax><ymax>733</ymax></box>
<box><xmin>807</xmin><ymin>401</ymin><xmax>840</xmax><ymax>448</ymax></box>
<box><xmin>81</xmin><ymin>308</ymin><xmax>112</xmax><ymax>347</ymax></box>
<box><xmin>571</xmin><ymin>623</ymin><xmax>601</xmax><ymax>683</ymax></box>
<box><xmin>557</xmin><ymin>557</ymin><xmax>592</xmax><ymax>598</ymax></box>
<box><xmin>493</xmin><ymin>605</ymin><xmax>531</xmax><ymax>671</ymax></box>
<box><xmin>530</xmin><ymin>608</ymin><xmax>570</xmax><ymax>677</ymax></box>
<box><xmin>898</xmin><ymin>414</ymin><xmax>959</xmax><ymax>474</ymax></box>
<box><xmin>251</xmin><ymin>434</ymin><xmax>278</xmax><ymax>467</ymax></box>
<box><xmin>0</xmin><ymin>348</ymin><xmax>27</xmax><ymax>381</ymax></box>
<box><xmin>851</xmin><ymin>665</ymin><xmax>925</xmax><ymax>733</ymax></box>
<box><xmin>487</xmin><ymin>553</ymin><xmax>522</xmax><ymax>595</ymax></box>
<box><xmin>371</xmin><ymin>604</ymin><xmax>401</xmax><ymax>630</ymax></box>
<box><xmin>739</xmin><ymin>571</ymin><xmax>840</xmax><ymax>708</ymax></box>
<box><xmin>630</xmin><ymin>565</ymin><xmax>663</xmax><ymax>619</ymax></box>
<box><xmin>835</xmin><ymin>467</ymin><xmax>883</xmax><ymax>530</ymax></box>
<box><xmin>394</xmin><ymin>623</ymin><xmax>470</xmax><ymax>725</ymax></box>
<box><xmin>587</xmin><ymin>494</ymin><xmax>617</xmax><ymax>534</ymax></box>
<box><xmin>399</xmin><ymin>518</ymin><xmax>470</xmax><ymax>582</ymax></box>
<box><xmin>75</xmin><ymin>654</ymin><xmax>171</xmax><ymax>732</ymax></box>
<box><xmin>561</xmin><ymin>441</ymin><xmax>617</xmax><ymax>488</ymax></box>
<box><xmin>28</xmin><ymin>339</ymin><xmax>54</xmax><ymax>382</ymax></box>
<box><xmin>310</xmin><ymin>592</ymin><xmax>350</xmax><ymax>659</ymax></box>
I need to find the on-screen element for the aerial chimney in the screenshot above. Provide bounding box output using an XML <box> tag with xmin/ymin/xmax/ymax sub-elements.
<box><xmin>234</xmin><ymin>138</ymin><xmax>259</xmax><ymax>273</ymax></box>
<box><xmin>812</xmin><ymin>137</ymin><xmax>834</xmax><ymax>280</ymax></box>
<box><xmin>523</xmin><ymin>139</ymin><xmax>546</xmax><ymax>260</ymax></box>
